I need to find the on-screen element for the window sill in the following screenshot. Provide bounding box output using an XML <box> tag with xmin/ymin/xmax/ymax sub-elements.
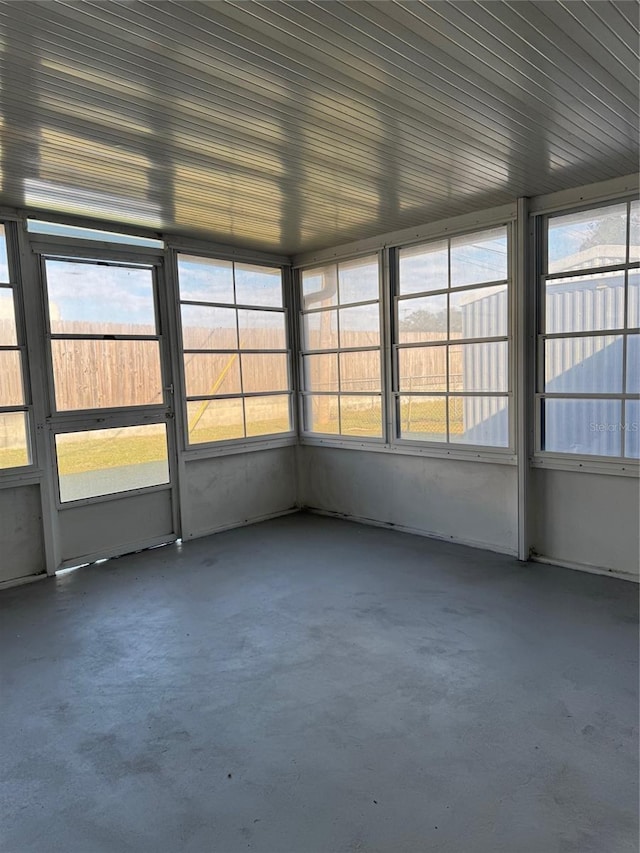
<box><xmin>181</xmin><ymin>434</ymin><xmax>297</xmax><ymax>461</ymax></box>
<box><xmin>532</xmin><ymin>454</ymin><xmax>639</xmax><ymax>478</ymax></box>
<box><xmin>299</xmin><ymin>435</ymin><xmax>517</xmax><ymax>465</ymax></box>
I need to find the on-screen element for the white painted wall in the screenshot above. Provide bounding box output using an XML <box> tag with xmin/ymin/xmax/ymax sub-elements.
<box><xmin>0</xmin><ymin>484</ymin><xmax>46</xmax><ymax>584</ymax></box>
<box><xmin>181</xmin><ymin>446</ymin><xmax>298</xmax><ymax>540</ymax></box>
<box><xmin>530</xmin><ymin>468</ymin><xmax>639</xmax><ymax>580</ymax></box>
<box><xmin>297</xmin><ymin>445</ymin><xmax>519</xmax><ymax>556</ymax></box>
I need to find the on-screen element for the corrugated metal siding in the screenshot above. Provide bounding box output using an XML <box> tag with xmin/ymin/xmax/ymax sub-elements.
<box><xmin>0</xmin><ymin>0</ymin><xmax>637</xmax><ymax>254</ymax></box>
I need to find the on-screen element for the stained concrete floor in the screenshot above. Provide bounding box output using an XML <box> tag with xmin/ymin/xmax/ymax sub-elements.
<box><xmin>1</xmin><ymin>513</ymin><xmax>638</xmax><ymax>853</ymax></box>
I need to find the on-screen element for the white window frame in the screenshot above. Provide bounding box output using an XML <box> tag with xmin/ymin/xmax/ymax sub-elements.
<box><xmin>173</xmin><ymin>248</ymin><xmax>296</xmax><ymax>455</ymax></box>
<box><xmin>297</xmin><ymin>251</ymin><xmax>386</xmax><ymax>443</ymax></box>
<box><xmin>391</xmin><ymin>221</ymin><xmax>514</xmax><ymax>455</ymax></box>
<box><xmin>0</xmin><ymin>220</ymin><xmax>35</xmax><ymax>479</ymax></box>
<box><xmin>532</xmin><ymin>192</ymin><xmax>640</xmax><ymax>477</ymax></box>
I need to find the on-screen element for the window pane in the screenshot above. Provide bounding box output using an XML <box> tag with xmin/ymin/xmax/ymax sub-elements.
<box><xmin>543</xmin><ymin>399</ymin><xmax>622</xmax><ymax>456</ymax></box>
<box><xmin>630</xmin><ymin>200</ymin><xmax>639</xmax><ymax>263</ymax></box>
<box><xmin>548</xmin><ymin>203</ymin><xmax>627</xmax><ymax>274</ymax></box>
<box><xmin>55</xmin><ymin>424</ymin><xmax>169</xmax><ymax>503</ymax></box>
<box><xmin>238</xmin><ymin>309</ymin><xmax>286</xmax><ymax>350</ymax></box>
<box><xmin>302</xmin><ymin>266</ymin><xmax>337</xmax><ymax>310</ymax></box>
<box><xmin>339</xmin><ymin>304</ymin><xmax>380</xmax><ymax>348</ymax></box>
<box><xmin>450</xmin><ymin>227</ymin><xmax>507</xmax><ymax>287</ymax></box>
<box><xmin>0</xmin><ymin>225</ymin><xmax>9</xmax><ymax>282</ymax></box>
<box><xmin>303</xmin><ymin>310</ymin><xmax>338</xmax><ymax>351</ymax></box>
<box><xmin>304</xmin><ymin>395</ymin><xmax>339</xmax><ymax>433</ymax></box>
<box><xmin>449</xmin><ymin>396</ymin><xmax>509</xmax><ymax>447</ymax></box>
<box><xmin>241</xmin><ymin>354</ymin><xmax>289</xmax><ymax>393</ymax></box>
<box><xmin>399</xmin><ymin>395</ymin><xmax>447</xmax><ymax>442</ymax></box>
<box><xmin>398</xmin><ymin>294</ymin><xmax>447</xmax><ymax>343</ymax></box>
<box><xmin>28</xmin><ymin>220</ymin><xmax>163</xmax><ymax>248</ymax></box>
<box><xmin>0</xmin><ymin>350</ymin><xmax>24</xmax><ymax>406</ymax></box>
<box><xmin>235</xmin><ymin>264</ymin><xmax>282</xmax><ymax>308</ymax></box>
<box><xmin>339</xmin><ymin>396</ymin><xmax>382</xmax><ymax>437</ymax></box>
<box><xmin>181</xmin><ymin>305</ymin><xmax>237</xmax><ymax>350</ymax></box>
<box><xmin>398</xmin><ymin>240</ymin><xmax>448</xmax><ymax>295</ymax></box>
<box><xmin>186</xmin><ymin>398</ymin><xmax>244</xmax><ymax>444</ymax></box>
<box><xmin>450</xmin><ymin>284</ymin><xmax>507</xmax><ymax>339</ymax></box>
<box><xmin>398</xmin><ymin>346</ymin><xmax>447</xmax><ymax>392</ymax></box>
<box><xmin>245</xmin><ymin>395</ymin><xmax>291</xmax><ymax>436</ymax></box>
<box><xmin>545</xmin><ymin>335</ymin><xmax>622</xmax><ymax>394</ymax></box>
<box><xmin>0</xmin><ymin>289</ymin><xmax>17</xmax><ymax>345</ymax></box>
<box><xmin>339</xmin><ymin>350</ymin><xmax>381</xmax><ymax>392</ymax></box>
<box><xmin>178</xmin><ymin>255</ymin><xmax>234</xmax><ymax>304</ymax></box>
<box><xmin>0</xmin><ymin>411</ymin><xmax>30</xmax><ymax>469</ymax></box>
<box><xmin>624</xmin><ymin>400</ymin><xmax>640</xmax><ymax>458</ymax></box>
<box><xmin>303</xmin><ymin>354</ymin><xmax>338</xmax><ymax>392</ymax></box>
<box><xmin>546</xmin><ymin>271</ymin><xmax>625</xmax><ymax>334</ymax></box>
<box><xmin>46</xmin><ymin>261</ymin><xmax>156</xmax><ymax>335</ymax></box>
<box><xmin>626</xmin><ymin>335</ymin><xmax>639</xmax><ymax>394</ymax></box>
<box><xmin>449</xmin><ymin>342</ymin><xmax>508</xmax><ymax>392</ymax></box>
<box><xmin>338</xmin><ymin>256</ymin><xmax>378</xmax><ymax>304</ymax></box>
<box><xmin>629</xmin><ymin>269</ymin><xmax>639</xmax><ymax>329</ymax></box>
<box><xmin>51</xmin><ymin>339</ymin><xmax>163</xmax><ymax>410</ymax></box>
<box><xmin>183</xmin><ymin>353</ymin><xmax>241</xmax><ymax>397</ymax></box>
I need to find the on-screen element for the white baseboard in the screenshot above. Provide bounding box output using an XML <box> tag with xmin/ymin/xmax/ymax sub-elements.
<box><xmin>184</xmin><ymin>506</ymin><xmax>301</xmax><ymax>541</ymax></box>
<box><xmin>531</xmin><ymin>554</ymin><xmax>639</xmax><ymax>583</ymax></box>
<box><xmin>304</xmin><ymin>506</ymin><xmax>518</xmax><ymax>558</ymax></box>
<box><xmin>0</xmin><ymin>573</ymin><xmax>47</xmax><ymax>591</ymax></box>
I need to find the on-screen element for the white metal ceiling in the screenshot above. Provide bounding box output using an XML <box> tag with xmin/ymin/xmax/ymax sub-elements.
<box><xmin>0</xmin><ymin>0</ymin><xmax>638</xmax><ymax>255</ymax></box>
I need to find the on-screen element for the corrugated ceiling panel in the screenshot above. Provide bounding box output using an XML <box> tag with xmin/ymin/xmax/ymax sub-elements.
<box><xmin>0</xmin><ymin>0</ymin><xmax>637</xmax><ymax>253</ymax></box>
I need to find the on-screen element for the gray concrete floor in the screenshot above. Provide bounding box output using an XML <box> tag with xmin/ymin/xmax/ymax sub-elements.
<box><xmin>1</xmin><ymin>513</ymin><xmax>638</xmax><ymax>853</ymax></box>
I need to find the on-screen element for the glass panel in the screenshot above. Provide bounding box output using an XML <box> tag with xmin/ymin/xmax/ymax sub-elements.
<box><xmin>181</xmin><ymin>305</ymin><xmax>237</xmax><ymax>350</ymax></box>
<box><xmin>398</xmin><ymin>346</ymin><xmax>447</xmax><ymax>392</ymax></box>
<box><xmin>0</xmin><ymin>289</ymin><xmax>17</xmax><ymax>345</ymax></box>
<box><xmin>183</xmin><ymin>353</ymin><xmax>241</xmax><ymax>397</ymax></box>
<box><xmin>449</xmin><ymin>396</ymin><xmax>509</xmax><ymax>447</ymax></box>
<box><xmin>399</xmin><ymin>395</ymin><xmax>447</xmax><ymax>442</ymax></box>
<box><xmin>51</xmin><ymin>339</ymin><xmax>163</xmax><ymax>410</ymax></box>
<box><xmin>450</xmin><ymin>284</ymin><xmax>507</xmax><ymax>339</ymax></box>
<box><xmin>28</xmin><ymin>220</ymin><xmax>163</xmax><ymax>248</ymax></box>
<box><xmin>55</xmin><ymin>424</ymin><xmax>169</xmax><ymax>503</ymax></box>
<box><xmin>339</xmin><ymin>304</ymin><xmax>380</xmax><ymax>348</ymax></box>
<box><xmin>545</xmin><ymin>335</ymin><xmax>622</xmax><ymax>394</ymax></box>
<box><xmin>302</xmin><ymin>309</ymin><xmax>338</xmax><ymax>351</ymax></box>
<box><xmin>46</xmin><ymin>260</ymin><xmax>156</xmax><ymax>335</ymax></box>
<box><xmin>187</xmin><ymin>398</ymin><xmax>244</xmax><ymax>444</ymax></box>
<box><xmin>302</xmin><ymin>265</ymin><xmax>338</xmax><ymax>310</ymax></box>
<box><xmin>548</xmin><ymin>203</ymin><xmax>627</xmax><ymax>274</ymax></box>
<box><xmin>398</xmin><ymin>294</ymin><xmax>447</xmax><ymax>343</ymax></box>
<box><xmin>245</xmin><ymin>394</ymin><xmax>291</xmax><ymax>436</ymax></box>
<box><xmin>178</xmin><ymin>255</ymin><xmax>234</xmax><ymax>304</ymax></box>
<box><xmin>235</xmin><ymin>263</ymin><xmax>282</xmax><ymax>307</ymax></box>
<box><xmin>241</xmin><ymin>353</ymin><xmax>289</xmax><ymax>393</ymax></box>
<box><xmin>629</xmin><ymin>270</ymin><xmax>640</xmax><ymax>329</ymax></box>
<box><xmin>626</xmin><ymin>334</ymin><xmax>639</xmax><ymax>394</ymax></box>
<box><xmin>450</xmin><ymin>226</ymin><xmax>508</xmax><ymax>287</ymax></box>
<box><xmin>305</xmin><ymin>395</ymin><xmax>339</xmax><ymax>434</ymax></box>
<box><xmin>339</xmin><ymin>396</ymin><xmax>382</xmax><ymax>437</ymax></box>
<box><xmin>0</xmin><ymin>411</ymin><xmax>30</xmax><ymax>469</ymax></box>
<box><xmin>398</xmin><ymin>239</ymin><xmax>448</xmax><ymax>295</ymax></box>
<box><xmin>449</xmin><ymin>342</ymin><xmax>508</xmax><ymax>392</ymax></box>
<box><xmin>0</xmin><ymin>350</ymin><xmax>24</xmax><ymax>406</ymax></box>
<box><xmin>0</xmin><ymin>225</ymin><xmax>9</xmax><ymax>282</ymax></box>
<box><xmin>624</xmin><ymin>400</ymin><xmax>640</xmax><ymax>458</ymax></box>
<box><xmin>303</xmin><ymin>354</ymin><xmax>338</xmax><ymax>392</ymax></box>
<box><xmin>546</xmin><ymin>271</ymin><xmax>624</xmax><ymax>333</ymax></box>
<box><xmin>338</xmin><ymin>256</ymin><xmax>379</xmax><ymax>304</ymax></box>
<box><xmin>543</xmin><ymin>398</ymin><xmax>622</xmax><ymax>456</ymax></box>
<box><xmin>238</xmin><ymin>309</ymin><xmax>286</xmax><ymax>350</ymax></box>
<box><xmin>339</xmin><ymin>350</ymin><xmax>381</xmax><ymax>392</ymax></box>
<box><xmin>630</xmin><ymin>200</ymin><xmax>639</xmax><ymax>263</ymax></box>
